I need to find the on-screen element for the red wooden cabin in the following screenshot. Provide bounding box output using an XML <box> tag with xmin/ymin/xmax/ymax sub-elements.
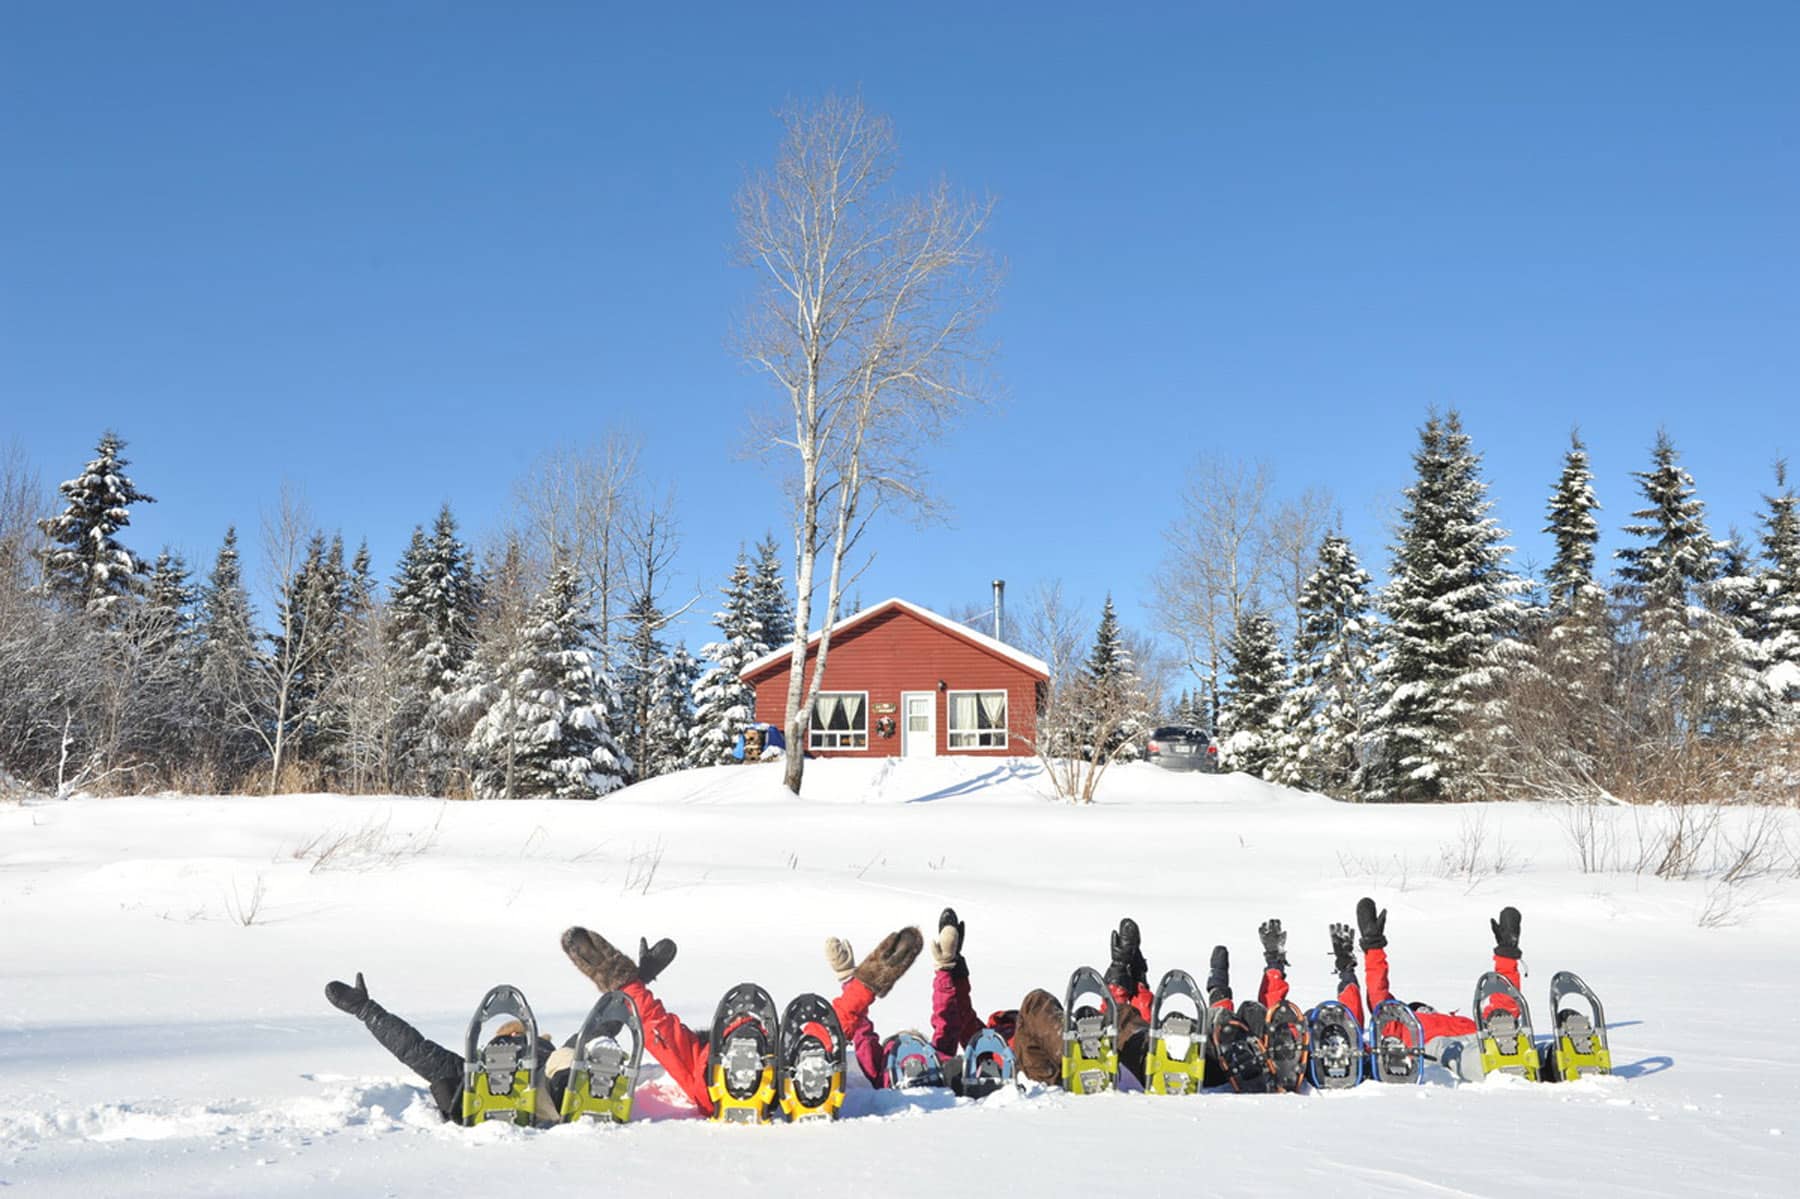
<box><xmin>739</xmin><ymin>598</ymin><xmax>1048</xmax><ymax>758</ymax></box>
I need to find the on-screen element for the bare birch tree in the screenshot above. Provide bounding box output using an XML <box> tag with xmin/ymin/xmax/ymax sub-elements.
<box><xmin>735</xmin><ymin>94</ymin><xmax>1000</xmax><ymax>793</ymax></box>
<box><xmin>1151</xmin><ymin>458</ymin><xmax>1276</xmax><ymax>727</ymax></box>
<box><xmin>513</xmin><ymin>434</ymin><xmax>640</xmax><ymax>663</ymax></box>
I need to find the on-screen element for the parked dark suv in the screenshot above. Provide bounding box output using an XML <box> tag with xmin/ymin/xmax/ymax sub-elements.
<box><xmin>1146</xmin><ymin>725</ymin><xmax>1217</xmax><ymax>772</ymax></box>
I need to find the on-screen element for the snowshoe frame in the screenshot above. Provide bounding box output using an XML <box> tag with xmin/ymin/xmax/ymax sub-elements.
<box><xmin>1143</xmin><ymin>969</ymin><xmax>1208</xmax><ymax>1096</ymax></box>
<box><xmin>1474</xmin><ymin>971</ymin><xmax>1539</xmax><ymax>1081</ymax></box>
<box><xmin>707</xmin><ymin>982</ymin><xmax>780</xmax><ymax>1124</ymax></box>
<box><xmin>1306</xmin><ymin>1000</ymin><xmax>1365</xmax><ymax>1089</ymax></box>
<box><xmin>1542</xmin><ymin>970</ymin><xmax>1610</xmax><ymax>1082</ymax></box>
<box><xmin>881</xmin><ymin>1030</ymin><xmax>945</xmax><ymax>1090</ymax></box>
<box><xmin>1266</xmin><ymin>999</ymin><xmax>1311</xmax><ymax>1093</ymax></box>
<box><xmin>558</xmin><ymin>990</ymin><xmax>642</xmax><ymax>1125</ymax></box>
<box><xmin>461</xmin><ymin>984</ymin><xmax>544</xmax><ymax>1127</ymax></box>
<box><xmin>1368</xmin><ymin>998</ymin><xmax>1426</xmax><ymax>1085</ymax></box>
<box><xmin>1212</xmin><ymin>999</ymin><xmax>1275</xmax><ymax>1094</ymax></box>
<box><xmin>778</xmin><ymin>993</ymin><xmax>846</xmax><ymax>1122</ymax></box>
<box><xmin>1061</xmin><ymin>966</ymin><xmax>1119</xmax><ymax>1095</ymax></box>
<box><xmin>959</xmin><ymin>1028</ymin><xmax>1017</xmax><ymax>1098</ymax></box>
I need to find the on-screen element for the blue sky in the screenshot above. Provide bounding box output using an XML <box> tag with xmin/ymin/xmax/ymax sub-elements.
<box><xmin>4</xmin><ymin>2</ymin><xmax>1796</xmax><ymax>655</ymax></box>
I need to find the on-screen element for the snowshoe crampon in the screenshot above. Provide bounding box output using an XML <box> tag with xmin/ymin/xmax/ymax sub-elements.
<box><xmin>1306</xmin><ymin>1000</ymin><xmax>1364</xmax><ymax>1089</ymax></box>
<box><xmin>779</xmin><ymin>994</ymin><xmax>846</xmax><ymax>1123</ymax></box>
<box><xmin>1474</xmin><ymin>971</ymin><xmax>1539</xmax><ymax>1081</ymax></box>
<box><xmin>1368</xmin><ymin>999</ymin><xmax>1426</xmax><ymax>1085</ymax></box>
<box><xmin>1211</xmin><ymin>999</ymin><xmax>1274</xmax><ymax>1093</ymax></box>
<box><xmin>559</xmin><ymin>990</ymin><xmax>642</xmax><ymax>1124</ymax></box>
<box><xmin>1143</xmin><ymin>970</ymin><xmax>1207</xmax><ymax>1095</ymax></box>
<box><xmin>1266</xmin><ymin>1000</ymin><xmax>1310</xmax><ymax>1093</ymax></box>
<box><xmin>1541</xmin><ymin>971</ymin><xmax>1610</xmax><ymax>1082</ymax></box>
<box><xmin>959</xmin><ymin>1028</ymin><xmax>1016</xmax><ymax>1098</ymax></box>
<box><xmin>707</xmin><ymin>983</ymin><xmax>779</xmax><ymax>1124</ymax></box>
<box><xmin>461</xmin><ymin>985</ymin><xmax>543</xmax><ymax>1126</ymax></box>
<box><xmin>881</xmin><ymin>1030</ymin><xmax>945</xmax><ymax>1090</ymax></box>
<box><xmin>1060</xmin><ymin>966</ymin><xmax>1119</xmax><ymax>1094</ymax></box>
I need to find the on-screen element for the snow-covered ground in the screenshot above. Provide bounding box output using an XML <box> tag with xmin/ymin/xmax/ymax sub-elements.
<box><xmin>4</xmin><ymin>760</ymin><xmax>1797</xmax><ymax>1197</ymax></box>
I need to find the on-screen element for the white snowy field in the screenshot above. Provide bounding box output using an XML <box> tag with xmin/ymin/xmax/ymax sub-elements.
<box><xmin>3</xmin><ymin>759</ymin><xmax>1797</xmax><ymax>1198</ymax></box>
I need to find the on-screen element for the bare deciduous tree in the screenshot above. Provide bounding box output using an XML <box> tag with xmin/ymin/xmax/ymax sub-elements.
<box><xmin>1152</xmin><ymin>458</ymin><xmax>1276</xmax><ymax>728</ymax></box>
<box><xmin>1267</xmin><ymin>487</ymin><xmax>1338</xmax><ymax>642</ymax></box>
<box><xmin>513</xmin><ymin>434</ymin><xmax>641</xmax><ymax>662</ymax></box>
<box><xmin>735</xmin><ymin>93</ymin><xmax>1000</xmax><ymax>793</ymax></box>
<box><xmin>250</xmin><ymin>485</ymin><xmax>333</xmax><ymax>794</ymax></box>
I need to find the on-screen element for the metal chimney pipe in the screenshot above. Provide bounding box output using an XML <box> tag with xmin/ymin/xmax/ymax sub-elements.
<box><xmin>992</xmin><ymin>579</ymin><xmax>1005</xmax><ymax>642</ymax></box>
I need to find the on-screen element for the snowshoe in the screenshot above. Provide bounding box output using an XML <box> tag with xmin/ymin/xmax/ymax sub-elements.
<box><xmin>1211</xmin><ymin>1000</ymin><xmax>1274</xmax><ymax>1094</ymax></box>
<box><xmin>558</xmin><ymin>990</ymin><xmax>642</xmax><ymax>1124</ymax></box>
<box><xmin>1306</xmin><ymin>1000</ymin><xmax>1364</xmax><ymax>1089</ymax></box>
<box><xmin>706</xmin><ymin>983</ymin><xmax>780</xmax><ymax>1124</ymax></box>
<box><xmin>959</xmin><ymin>1028</ymin><xmax>1017</xmax><ymax>1098</ymax></box>
<box><xmin>1142</xmin><ymin>970</ymin><xmax>1207</xmax><ymax>1095</ymax></box>
<box><xmin>1266</xmin><ymin>1000</ymin><xmax>1310</xmax><ymax>1093</ymax></box>
<box><xmin>1474</xmin><ymin>971</ymin><xmax>1539</xmax><ymax>1081</ymax></box>
<box><xmin>1060</xmin><ymin>966</ymin><xmax>1119</xmax><ymax>1094</ymax></box>
<box><xmin>1541</xmin><ymin>971</ymin><xmax>1610</xmax><ymax>1082</ymax></box>
<box><xmin>778</xmin><ymin>993</ymin><xmax>846</xmax><ymax>1122</ymax></box>
<box><xmin>881</xmin><ymin>1030</ymin><xmax>946</xmax><ymax>1089</ymax></box>
<box><xmin>460</xmin><ymin>984</ymin><xmax>543</xmax><ymax>1126</ymax></box>
<box><xmin>1367</xmin><ymin>998</ymin><xmax>1426</xmax><ymax>1085</ymax></box>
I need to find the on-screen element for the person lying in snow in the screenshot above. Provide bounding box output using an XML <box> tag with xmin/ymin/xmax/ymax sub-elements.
<box><xmin>1333</xmin><ymin>896</ymin><xmax>1525</xmax><ymax>1070</ymax></box>
<box><xmin>557</xmin><ymin>922</ymin><xmax>922</xmax><ymax>1117</ymax></box>
<box><xmin>904</xmin><ymin>908</ymin><xmax>1147</xmax><ymax>1089</ymax></box>
<box><xmin>322</xmin><ymin>939</ymin><xmax>674</xmax><ymax>1126</ymax></box>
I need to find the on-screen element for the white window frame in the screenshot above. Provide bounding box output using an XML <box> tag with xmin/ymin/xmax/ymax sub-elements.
<box><xmin>946</xmin><ymin>689</ymin><xmax>1009</xmax><ymax>750</ymax></box>
<box><xmin>809</xmin><ymin>690</ymin><xmax>870</xmax><ymax>751</ymax></box>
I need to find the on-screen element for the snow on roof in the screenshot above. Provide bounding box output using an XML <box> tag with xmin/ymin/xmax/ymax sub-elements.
<box><xmin>739</xmin><ymin>597</ymin><xmax>1051</xmax><ymax>681</ymax></box>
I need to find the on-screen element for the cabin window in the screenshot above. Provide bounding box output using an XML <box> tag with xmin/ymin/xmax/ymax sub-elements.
<box><xmin>810</xmin><ymin>692</ymin><xmax>868</xmax><ymax>750</ymax></box>
<box><xmin>947</xmin><ymin>690</ymin><xmax>1008</xmax><ymax>749</ymax></box>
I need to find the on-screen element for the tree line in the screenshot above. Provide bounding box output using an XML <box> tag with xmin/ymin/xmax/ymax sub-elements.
<box><xmin>1156</xmin><ymin>412</ymin><xmax>1798</xmax><ymax>804</ymax></box>
<box><xmin>0</xmin><ymin>433</ymin><xmax>794</xmax><ymax>799</ymax></box>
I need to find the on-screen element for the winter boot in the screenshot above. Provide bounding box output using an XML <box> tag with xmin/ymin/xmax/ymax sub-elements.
<box><xmin>931</xmin><ymin>908</ymin><xmax>967</xmax><ymax>975</ymax></box>
<box><xmin>1206</xmin><ymin>945</ymin><xmax>1232</xmax><ymax>1006</ymax></box>
<box><xmin>561</xmin><ymin>927</ymin><xmax>639</xmax><ymax>992</ymax></box>
<box><xmin>824</xmin><ymin>937</ymin><xmax>856</xmax><ymax>983</ymax></box>
<box><xmin>852</xmin><ymin>927</ymin><xmax>923</xmax><ymax>998</ymax></box>
<box><xmin>1258</xmin><ymin>918</ymin><xmax>1288</xmax><ymax>971</ymax></box>
<box><xmin>1356</xmin><ymin>898</ymin><xmax>1387</xmax><ymax>951</ymax></box>
<box><xmin>1014</xmin><ymin>988</ymin><xmax>1065</xmax><ymax>1085</ymax></box>
<box><xmin>1491</xmin><ymin>906</ymin><xmax>1522</xmax><ymax>961</ymax></box>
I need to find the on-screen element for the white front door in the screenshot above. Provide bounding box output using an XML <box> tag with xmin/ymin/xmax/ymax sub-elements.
<box><xmin>901</xmin><ymin>692</ymin><xmax>936</xmax><ymax>758</ymax></box>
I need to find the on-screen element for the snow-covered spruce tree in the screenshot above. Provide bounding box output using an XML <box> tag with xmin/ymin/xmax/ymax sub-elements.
<box><xmin>1614</xmin><ymin>431</ymin><xmax>1764</xmax><ymax>740</ymax></box>
<box><xmin>463</xmin><ymin>563</ymin><xmax>629</xmax><ymax>799</ymax></box>
<box><xmin>1271</xmin><ymin>534</ymin><xmax>1377</xmax><ymax>797</ymax></box>
<box><xmin>1366</xmin><ymin>411</ymin><xmax>1531</xmax><ymax>802</ymax></box>
<box><xmin>1754</xmin><ymin>461</ymin><xmax>1800</xmax><ymax>707</ymax></box>
<box><xmin>1540</xmin><ymin>431</ymin><xmax>1616</xmax><ymax>701</ymax></box>
<box><xmin>37</xmin><ymin>431</ymin><xmax>155</xmax><ymax>623</ymax></box>
<box><xmin>690</xmin><ymin>554</ymin><xmax>765</xmax><ymax>765</ymax></box>
<box><xmin>749</xmin><ymin>534</ymin><xmax>791</xmax><ymax>652</ymax></box>
<box><xmin>645</xmin><ymin>643</ymin><xmax>700</xmax><ymax>774</ymax></box>
<box><xmin>389</xmin><ymin>507</ymin><xmax>482</xmax><ymax>793</ymax></box>
<box><xmin>278</xmin><ymin>533</ymin><xmax>353</xmax><ymax>770</ymax></box>
<box><xmin>141</xmin><ymin>550</ymin><xmax>197</xmax><ymax>658</ymax></box>
<box><xmin>192</xmin><ymin>528</ymin><xmax>263</xmax><ymax>784</ymax></box>
<box><xmin>616</xmin><ymin>591</ymin><xmax>669</xmax><ymax>782</ymax></box>
<box><xmin>1219</xmin><ymin>610</ymin><xmax>1288</xmax><ymax>779</ymax></box>
<box><xmin>1083</xmin><ymin>595</ymin><xmax>1148</xmax><ymax>761</ymax></box>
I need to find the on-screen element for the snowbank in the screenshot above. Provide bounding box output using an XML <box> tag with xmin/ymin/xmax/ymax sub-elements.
<box><xmin>2</xmin><ymin>760</ymin><xmax>1796</xmax><ymax>1196</ymax></box>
